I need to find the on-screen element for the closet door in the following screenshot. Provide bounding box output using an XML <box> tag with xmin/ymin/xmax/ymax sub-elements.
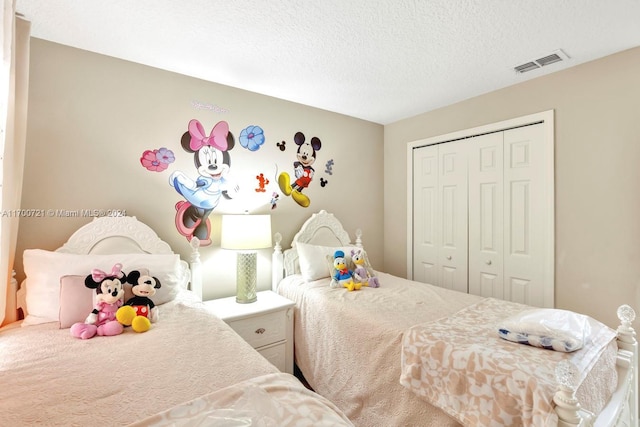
<box><xmin>503</xmin><ymin>124</ymin><xmax>549</xmax><ymax>306</ymax></box>
<box><xmin>468</xmin><ymin>132</ymin><xmax>504</xmax><ymax>298</ymax></box>
<box><xmin>468</xmin><ymin>123</ymin><xmax>549</xmax><ymax>306</ymax></box>
<box><xmin>409</xmin><ymin>112</ymin><xmax>554</xmax><ymax>307</ymax></box>
<box><xmin>412</xmin><ymin>145</ymin><xmax>439</xmax><ymax>284</ymax></box>
<box><xmin>437</xmin><ymin>141</ymin><xmax>468</xmax><ymax>293</ymax></box>
<box><xmin>412</xmin><ymin>141</ymin><xmax>468</xmax><ymax>293</ymax></box>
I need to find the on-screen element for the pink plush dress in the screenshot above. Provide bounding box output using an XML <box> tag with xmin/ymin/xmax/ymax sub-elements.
<box><xmin>70</xmin><ymin>300</ymin><xmax>124</xmax><ymax>339</ymax></box>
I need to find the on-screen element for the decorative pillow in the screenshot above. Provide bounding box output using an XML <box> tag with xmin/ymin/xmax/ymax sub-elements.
<box><xmin>22</xmin><ymin>250</ymin><xmax>185</xmax><ymax>326</ymax></box>
<box><xmin>59</xmin><ymin>275</ymin><xmax>95</xmax><ymax>329</ymax></box>
<box><xmin>497</xmin><ymin>308</ymin><xmax>591</xmax><ymax>352</ymax></box>
<box><xmin>296</xmin><ymin>242</ymin><xmax>359</xmax><ymax>282</ymax></box>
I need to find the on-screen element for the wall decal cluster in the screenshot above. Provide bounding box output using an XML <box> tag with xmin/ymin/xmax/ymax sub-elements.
<box><xmin>138</xmin><ymin>119</ymin><xmax>338</xmax><ymax>244</ymax></box>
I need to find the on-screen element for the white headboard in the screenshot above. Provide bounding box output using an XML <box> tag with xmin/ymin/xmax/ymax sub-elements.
<box><xmin>57</xmin><ymin>216</ymin><xmax>175</xmax><ymax>255</ymax></box>
<box><xmin>17</xmin><ymin>216</ymin><xmax>202</xmax><ymax>317</ymax></box>
<box><xmin>272</xmin><ymin>210</ymin><xmax>362</xmax><ymax>290</ymax></box>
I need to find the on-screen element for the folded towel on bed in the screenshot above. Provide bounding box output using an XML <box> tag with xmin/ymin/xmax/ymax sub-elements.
<box><xmin>498</xmin><ymin>308</ymin><xmax>590</xmax><ymax>352</ymax></box>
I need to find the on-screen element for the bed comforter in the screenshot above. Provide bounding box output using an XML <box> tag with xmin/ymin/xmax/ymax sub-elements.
<box><xmin>277</xmin><ymin>272</ymin><xmax>618</xmax><ymax>427</ymax></box>
<box><xmin>0</xmin><ymin>290</ymin><xmax>350</xmax><ymax>426</ymax></box>
<box><xmin>132</xmin><ymin>372</ymin><xmax>352</xmax><ymax>426</ymax></box>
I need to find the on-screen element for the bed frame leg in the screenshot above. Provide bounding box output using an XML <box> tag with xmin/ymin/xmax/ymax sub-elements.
<box><xmin>554</xmin><ymin>360</ymin><xmax>593</xmax><ymax>426</ymax></box>
<box><xmin>554</xmin><ymin>305</ymin><xmax>638</xmax><ymax>427</ymax></box>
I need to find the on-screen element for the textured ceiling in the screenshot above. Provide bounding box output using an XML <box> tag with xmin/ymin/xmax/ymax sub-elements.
<box><xmin>15</xmin><ymin>1</ymin><xmax>640</xmax><ymax>124</ymax></box>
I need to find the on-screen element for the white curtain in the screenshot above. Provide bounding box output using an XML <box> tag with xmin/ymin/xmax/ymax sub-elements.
<box><xmin>1</xmin><ymin>0</ymin><xmax>30</xmax><ymax>326</ymax></box>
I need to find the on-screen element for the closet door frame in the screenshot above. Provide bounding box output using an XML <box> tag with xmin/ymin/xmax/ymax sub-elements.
<box><xmin>406</xmin><ymin>110</ymin><xmax>555</xmax><ymax>307</ymax></box>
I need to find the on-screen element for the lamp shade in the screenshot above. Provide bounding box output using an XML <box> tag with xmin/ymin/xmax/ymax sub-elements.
<box><xmin>220</xmin><ymin>214</ymin><xmax>272</xmax><ymax>250</ymax></box>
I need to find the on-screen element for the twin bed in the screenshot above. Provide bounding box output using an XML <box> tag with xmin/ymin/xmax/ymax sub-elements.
<box><xmin>273</xmin><ymin>210</ymin><xmax>638</xmax><ymax>427</ymax></box>
<box><xmin>0</xmin><ymin>216</ymin><xmax>352</xmax><ymax>426</ymax></box>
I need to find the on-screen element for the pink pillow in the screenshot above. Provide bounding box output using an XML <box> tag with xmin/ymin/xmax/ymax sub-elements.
<box><xmin>58</xmin><ymin>275</ymin><xmax>94</xmax><ymax>328</ymax></box>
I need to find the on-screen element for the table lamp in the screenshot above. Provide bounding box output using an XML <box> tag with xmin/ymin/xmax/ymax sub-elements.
<box><xmin>220</xmin><ymin>214</ymin><xmax>272</xmax><ymax>303</ymax></box>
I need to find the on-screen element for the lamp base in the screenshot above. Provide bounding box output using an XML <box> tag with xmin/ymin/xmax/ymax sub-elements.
<box><xmin>236</xmin><ymin>252</ymin><xmax>257</xmax><ymax>304</ymax></box>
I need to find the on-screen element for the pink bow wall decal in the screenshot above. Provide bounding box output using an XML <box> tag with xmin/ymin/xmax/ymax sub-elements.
<box><xmin>92</xmin><ymin>263</ymin><xmax>124</xmax><ymax>282</ymax></box>
<box><xmin>188</xmin><ymin>119</ymin><xmax>229</xmax><ymax>151</ymax></box>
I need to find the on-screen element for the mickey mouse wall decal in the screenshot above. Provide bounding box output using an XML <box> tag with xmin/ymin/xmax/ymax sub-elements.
<box><xmin>169</xmin><ymin>119</ymin><xmax>239</xmax><ymax>245</ymax></box>
<box><xmin>277</xmin><ymin>132</ymin><xmax>321</xmax><ymax>208</ymax></box>
<box><xmin>255</xmin><ymin>173</ymin><xmax>269</xmax><ymax>192</ymax></box>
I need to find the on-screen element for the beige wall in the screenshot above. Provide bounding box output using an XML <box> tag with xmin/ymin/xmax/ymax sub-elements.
<box><xmin>384</xmin><ymin>47</ymin><xmax>640</xmax><ymax>329</ymax></box>
<box><xmin>17</xmin><ymin>39</ymin><xmax>383</xmax><ymax>300</ymax></box>
<box><xmin>17</xmin><ymin>38</ymin><xmax>640</xmax><ymax>329</ymax></box>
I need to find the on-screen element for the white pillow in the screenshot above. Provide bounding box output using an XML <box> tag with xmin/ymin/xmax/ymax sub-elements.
<box><xmin>22</xmin><ymin>250</ymin><xmax>187</xmax><ymax>326</ymax></box>
<box><xmin>497</xmin><ymin>308</ymin><xmax>591</xmax><ymax>352</ymax></box>
<box><xmin>296</xmin><ymin>242</ymin><xmax>360</xmax><ymax>282</ymax></box>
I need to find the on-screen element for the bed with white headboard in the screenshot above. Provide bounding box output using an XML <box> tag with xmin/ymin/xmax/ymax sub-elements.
<box><xmin>0</xmin><ymin>215</ymin><xmax>352</xmax><ymax>426</ymax></box>
<box><xmin>273</xmin><ymin>210</ymin><xmax>638</xmax><ymax>427</ymax></box>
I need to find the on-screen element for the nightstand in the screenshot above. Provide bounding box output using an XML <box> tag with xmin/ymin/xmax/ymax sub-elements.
<box><xmin>204</xmin><ymin>291</ymin><xmax>295</xmax><ymax>374</ymax></box>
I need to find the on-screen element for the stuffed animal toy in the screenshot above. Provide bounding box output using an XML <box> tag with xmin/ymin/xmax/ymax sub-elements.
<box><xmin>116</xmin><ymin>270</ymin><xmax>161</xmax><ymax>333</ymax></box>
<box><xmin>351</xmin><ymin>248</ymin><xmax>380</xmax><ymax>288</ymax></box>
<box><xmin>331</xmin><ymin>250</ymin><xmax>360</xmax><ymax>291</ymax></box>
<box><xmin>70</xmin><ymin>263</ymin><xmax>126</xmax><ymax>339</ymax></box>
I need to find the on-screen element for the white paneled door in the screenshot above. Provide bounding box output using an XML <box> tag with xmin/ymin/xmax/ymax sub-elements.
<box><xmin>411</xmin><ymin>119</ymin><xmax>553</xmax><ymax>307</ymax></box>
<box><xmin>468</xmin><ymin>132</ymin><xmax>504</xmax><ymax>300</ymax></box>
<box><xmin>413</xmin><ymin>141</ymin><xmax>468</xmax><ymax>293</ymax></box>
<box><xmin>412</xmin><ymin>145</ymin><xmax>439</xmax><ymax>285</ymax></box>
<box><xmin>502</xmin><ymin>124</ymin><xmax>549</xmax><ymax>307</ymax></box>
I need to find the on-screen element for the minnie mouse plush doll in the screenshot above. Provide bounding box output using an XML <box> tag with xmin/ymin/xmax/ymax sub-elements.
<box><xmin>70</xmin><ymin>264</ymin><xmax>126</xmax><ymax>340</ymax></box>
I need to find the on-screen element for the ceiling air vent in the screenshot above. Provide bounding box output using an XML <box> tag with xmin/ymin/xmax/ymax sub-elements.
<box><xmin>514</xmin><ymin>62</ymin><xmax>540</xmax><ymax>73</ymax></box>
<box><xmin>514</xmin><ymin>49</ymin><xmax>570</xmax><ymax>74</ymax></box>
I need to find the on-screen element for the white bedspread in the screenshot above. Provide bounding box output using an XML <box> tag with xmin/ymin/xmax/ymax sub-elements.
<box><xmin>277</xmin><ymin>272</ymin><xmax>618</xmax><ymax>427</ymax></box>
<box><xmin>278</xmin><ymin>272</ymin><xmax>482</xmax><ymax>427</ymax></box>
<box><xmin>132</xmin><ymin>372</ymin><xmax>353</xmax><ymax>426</ymax></box>
<box><xmin>0</xmin><ymin>290</ymin><xmax>346</xmax><ymax>426</ymax></box>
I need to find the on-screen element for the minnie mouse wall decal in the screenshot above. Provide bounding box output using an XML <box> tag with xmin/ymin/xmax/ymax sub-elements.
<box><xmin>169</xmin><ymin>119</ymin><xmax>239</xmax><ymax>245</ymax></box>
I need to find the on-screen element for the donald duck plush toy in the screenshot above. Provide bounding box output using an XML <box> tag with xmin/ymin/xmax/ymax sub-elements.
<box><xmin>332</xmin><ymin>250</ymin><xmax>360</xmax><ymax>292</ymax></box>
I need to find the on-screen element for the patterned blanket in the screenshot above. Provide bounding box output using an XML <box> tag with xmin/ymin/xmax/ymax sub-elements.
<box><xmin>400</xmin><ymin>298</ymin><xmax>617</xmax><ymax>427</ymax></box>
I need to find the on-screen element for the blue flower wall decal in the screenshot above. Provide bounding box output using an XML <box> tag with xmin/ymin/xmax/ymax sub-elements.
<box><xmin>239</xmin><ymin>125</ymin><xmax>265</xmax><ymax>151</ymax></box>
